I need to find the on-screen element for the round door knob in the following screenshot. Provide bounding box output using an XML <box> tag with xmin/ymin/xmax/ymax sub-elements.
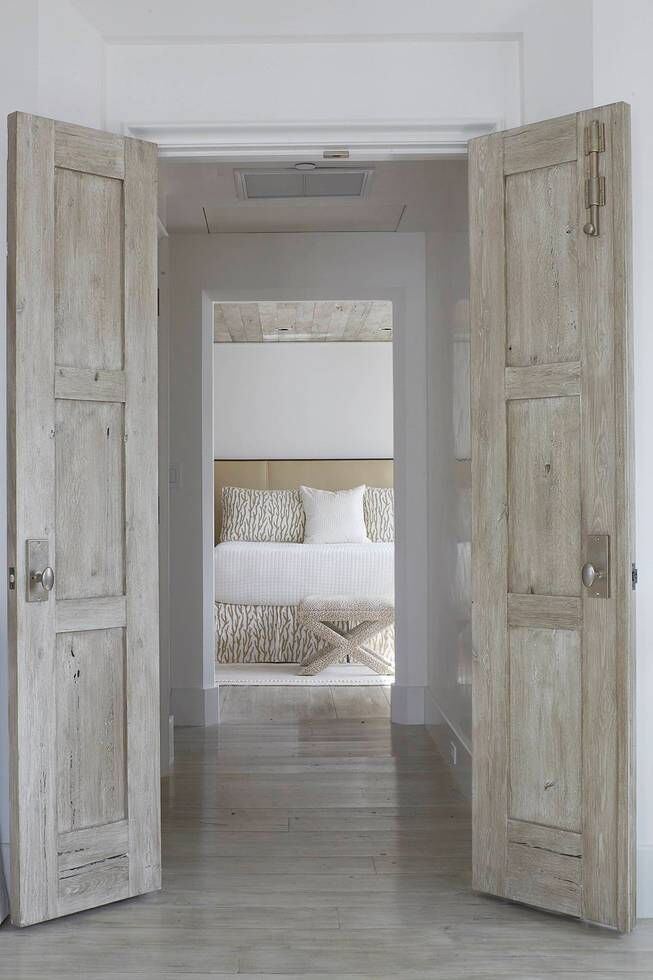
<box><xmin>31</xmin><ymin>566</ymin><xmax>55</xmax><ymax>591</ymax></box>
<box><xmin>582</xmin><ymin>562</ymin><xmax>596</xmax><ymax>588</ymax></box>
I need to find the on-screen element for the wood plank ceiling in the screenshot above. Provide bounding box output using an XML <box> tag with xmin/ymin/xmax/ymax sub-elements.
<box><xmin>213</xmin><ymin>301</ymin><xmax>393</xmax><ymax>342</ymax></box>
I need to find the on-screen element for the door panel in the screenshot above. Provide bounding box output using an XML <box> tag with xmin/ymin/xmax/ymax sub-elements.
<box><xmin>506</xmin><ymin>163</ymin><xmax>580</xmax><ymax>367</ymax></box>
<box><xmin>55</xmin><ymin>400</ymin><xmax>125</xmax><ymax>599</ymax></box>
<box><xmin>56</xmin><ymin>629</ymin><xmax>127</xmax><ymax>834</ymax></box>
<box><xmin>507</xmin><ymin>396</ymin><xmax>581</xmax><ymax>597</ymax></box>
<box><xmin>54</xmin><ymin>169</ymin><xmax>124</xmax><ymax>370</ymax></box>
<box><xmin>7</xmin><ymin>113</ymin><xmax>160</xmax><ymax>926</ymax></box>
<box><xmin>470</xmin><ymin>103</ymin><xmax>634</xmax><ymax>931</ymax></box>
<box><xmin>509</xmin><ymin>626</ymin><xmax>581</xmax><ymax>830</ymax></box>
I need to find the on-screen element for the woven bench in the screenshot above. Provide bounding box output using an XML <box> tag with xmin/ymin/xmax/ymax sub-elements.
<box><xmin>298</xmin><ymin>595</ymin><xmax>395</xmax><ymax>676</ymax></box>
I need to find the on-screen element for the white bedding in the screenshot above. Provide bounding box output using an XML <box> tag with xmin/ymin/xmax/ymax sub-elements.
<box><xmin>214</xmin><ymin>541</ymin><xmax>394</xmax><ymax>606</ymax></box>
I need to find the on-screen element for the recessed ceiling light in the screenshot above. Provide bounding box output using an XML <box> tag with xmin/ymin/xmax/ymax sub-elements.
<box><xmin>294</xmin><ymin>162</ymin><xmax>317</xmax><ymax>171</ymax></box>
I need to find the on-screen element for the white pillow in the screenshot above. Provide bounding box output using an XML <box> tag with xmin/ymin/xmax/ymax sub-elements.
<box><xmin>300</xmin><ymin>485</ymin><xmax>368</xmax><ymax>544</ymax></box>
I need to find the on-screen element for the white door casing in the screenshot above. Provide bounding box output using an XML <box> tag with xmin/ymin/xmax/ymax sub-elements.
<box><xmin>470</xmin><ymin>103</ymin><xmax>634</xmax><ymax>931</ymax></box>
<box><xmin>7</xmin><ymin>113</ymin><xmax>160</xmax><ymax>926</ymax></box>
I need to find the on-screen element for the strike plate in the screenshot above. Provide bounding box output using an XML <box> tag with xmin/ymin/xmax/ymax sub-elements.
<box><xmin>27</xmin><ymin>538</ymin><xmax>50</xmax><ymax>602</ymax></box>
<box><xmin>584</xmin><ymin>533</ymin><xmax>610</xmax><ymax>599</ymax></box>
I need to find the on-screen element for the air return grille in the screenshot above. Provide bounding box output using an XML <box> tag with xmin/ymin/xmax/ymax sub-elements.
<box><xmin>235</xmin><ymin>168</ymin><xmax>373</xmax><ymax>200</ymax></box>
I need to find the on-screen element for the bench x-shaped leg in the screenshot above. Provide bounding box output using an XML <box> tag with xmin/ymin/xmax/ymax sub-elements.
<box><xmin>300</xmin><ymin>619</ymin><xmax>393</xmax><ymax>676</ymax></box>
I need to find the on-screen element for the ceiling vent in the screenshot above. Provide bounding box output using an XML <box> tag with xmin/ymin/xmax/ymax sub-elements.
<box><xmin>234</xmin><ymin>167</ymin><xmax>374</xmax><ymax>201</ymax></box>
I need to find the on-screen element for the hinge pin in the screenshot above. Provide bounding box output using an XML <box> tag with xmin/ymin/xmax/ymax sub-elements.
<box><xmin>583</xmin><ymin>120</ymin><xmax>606</xmax><ymax>237</ymax></box>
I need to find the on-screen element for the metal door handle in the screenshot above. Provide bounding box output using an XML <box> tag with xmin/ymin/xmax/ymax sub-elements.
<box><xmin>30</xmin><ymin>566</ymin><xmax>54</xmax><ymax>591</ymax></box>
<box><xmin>582</xmin><ymin>562</ymin><xmax>598</xmax><ymax>588</ymax></box>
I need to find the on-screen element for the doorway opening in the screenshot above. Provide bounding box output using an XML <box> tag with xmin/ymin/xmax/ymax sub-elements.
<box><xmin>159</xmin><ymin>153</ymin><xmax>470</xmax><ymax>741</ymax></box>
<box><xmin>212</xmin><ymin>299</ymin><xmax>395</xmax><ymax>717</ymax></box>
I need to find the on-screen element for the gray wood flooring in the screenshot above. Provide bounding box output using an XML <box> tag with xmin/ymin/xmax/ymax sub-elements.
<box><xmin>1</xmin><ymin>684</ymin><xmax>652</xmax><ymax>977</ymax></box>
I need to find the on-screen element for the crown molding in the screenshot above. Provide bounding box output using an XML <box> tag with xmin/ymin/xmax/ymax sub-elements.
<box><xmin>125</xmin><ymin>118</ymin><xmax>499</xmax><ymax>160</ymax></box>
<box><xmin>106</xmin><ymin>32</ymin><xmax>520</xmax><ymax>46</ymax></box>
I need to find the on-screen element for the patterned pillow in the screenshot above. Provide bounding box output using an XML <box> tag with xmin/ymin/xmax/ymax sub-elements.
<box><xmin>364</xmin><ymin>487</ymin><xmax>394</xmax><ymax>542</ymax></box>
<box><xmin>221</xmin><ymin>487</ymin><xmax>304</xmax><ymax>542</ymax></box>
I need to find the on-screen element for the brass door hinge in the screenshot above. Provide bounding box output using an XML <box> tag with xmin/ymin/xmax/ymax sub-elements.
<box><xmin>583</xmin><ymin>120</ymin><xmax>606</xmax><ymax>237</ymax></box>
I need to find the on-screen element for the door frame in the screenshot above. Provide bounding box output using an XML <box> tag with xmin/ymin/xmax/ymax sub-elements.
<box><xmin>137</xmin><ymin>116</ymin><xmax>498</xmax><ymax>735</ymax></box>
<box><xmin>124</xmin><ymin>118</ymin><xmax>499</xmax><ymax>161</ymax></box>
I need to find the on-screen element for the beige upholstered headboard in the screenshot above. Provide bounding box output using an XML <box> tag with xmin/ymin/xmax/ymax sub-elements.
<box><xmin>214</xmin><ymin>459</ymin><xmax>394</xmax><ymax>543</ymax></box>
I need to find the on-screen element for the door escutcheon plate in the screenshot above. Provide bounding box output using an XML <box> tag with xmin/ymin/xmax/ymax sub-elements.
<box><xmin>583</xmin><ymin>533</ymin><xmax>609</xmax><ymax>599</ymax></box>
<box><xmin>26</xmin><ymin>538</ymin><xmax>52</xmax><ymax>602</ymax></box>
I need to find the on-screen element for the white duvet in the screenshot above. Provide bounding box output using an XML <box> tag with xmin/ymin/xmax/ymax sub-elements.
<box><xmin>214</xmin><ymin>541</ymin><xmax>394</xmax><ymax>606</ymax></box>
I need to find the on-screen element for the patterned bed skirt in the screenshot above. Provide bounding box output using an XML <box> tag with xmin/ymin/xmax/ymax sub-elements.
<box><xmin>215</xmin><ymin>601</ymin><xmax>395</xmax><ymax>665</ymax></box>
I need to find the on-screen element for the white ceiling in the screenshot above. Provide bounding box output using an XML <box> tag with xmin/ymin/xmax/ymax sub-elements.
<box><xmin>71</xmin><ymin>2</ymin><xmax>529</xmax><ymax>41</ymax></box>
<box><xmin>160</xmin><ymin>159</ymin><xmax>467</xmax><ymax>235</ymax></box>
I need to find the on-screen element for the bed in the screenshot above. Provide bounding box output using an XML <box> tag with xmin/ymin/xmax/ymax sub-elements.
<box><xmin>213</xmin><ymin>459</ymin><xmax>394</xmax><ymax>665</ymax></box>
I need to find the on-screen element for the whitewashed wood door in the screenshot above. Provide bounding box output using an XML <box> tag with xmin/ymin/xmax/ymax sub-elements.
<box><xmin>7</xmin><ymin>113</ymin><xmax>160</xmax><ymax>926</ymax></box>
<box><xmin>470</xmin><ymin>103</ymin><xmax>634</xmax><ymax>931</ymax></box>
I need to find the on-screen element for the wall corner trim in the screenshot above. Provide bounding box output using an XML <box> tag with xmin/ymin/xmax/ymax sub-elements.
<box><xmin>638</xmin><ymin>844</ymin><xmax>653</xmax><ymax>919</ymax></box>
<box><xmin>391</xmin><ymin>684</ymin><xmax>426</xmax><ymax>724</ymax></box>
<box><xmin>171</xmin><ymin>686</ymin><xmax>219</xmax><ymax>727</ymax></box>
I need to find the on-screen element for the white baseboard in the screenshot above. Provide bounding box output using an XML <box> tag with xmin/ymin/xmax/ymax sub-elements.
<box><xmin>424</xmin><ymin>687</ymin><xmax>472</xmax><ymax>799</ymax></box>
<box><xmin>391</xmin><ymin>684</ymin><xmax>425</xmax><ymax>724</ymax></box>
<box><xmin>638</xmin><ymin>845</ymin><xmax>653</xmax><ymax>918</ymax></box>
<box><xmin>0</xmin><ymin>843</ymin><xmax>9</xmax><ymax>924</ymax></box>
<box><xmin>171</xmin><ymin>686</ymin><xmax>219</xmax><ymax>726</ymax></box>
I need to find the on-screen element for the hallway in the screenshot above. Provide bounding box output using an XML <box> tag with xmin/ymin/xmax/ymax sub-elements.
<box><xmin>1</xmin><ymin>689</ymin><xmax>652</xmax><ymax>977</ymax></box>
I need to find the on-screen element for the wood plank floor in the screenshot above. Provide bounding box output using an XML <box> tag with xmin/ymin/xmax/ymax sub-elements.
<box><xmin>2</xmin><ymin>685</ymin><xmax>652</xmax><ymax>978</ymax></box>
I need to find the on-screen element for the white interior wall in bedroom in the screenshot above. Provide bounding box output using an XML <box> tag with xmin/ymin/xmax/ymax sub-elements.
<box><xmin>213</xmin><ymin>342</ymin><xmax>393</xmax><ymax>460</ymax></box>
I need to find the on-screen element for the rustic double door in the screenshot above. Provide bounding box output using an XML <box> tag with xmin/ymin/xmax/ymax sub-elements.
<box><xmin>7</xmin><ymin>102</ymin><xmax>634</xmax><ymax>931</ymax></box>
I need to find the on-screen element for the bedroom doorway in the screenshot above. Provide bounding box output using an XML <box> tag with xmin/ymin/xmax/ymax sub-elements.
<box><xmin>160</xmin><ymin>155</ymin><xmax>467</xmax><ymax>737</ymax></box>
<box><xmin>211</xmin><ymin>299</ymin><xmax>395</xmax><ymax>719</ymax></box>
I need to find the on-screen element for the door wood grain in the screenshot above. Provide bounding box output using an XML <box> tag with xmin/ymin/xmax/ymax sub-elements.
<box><xmin>470</xmin><ymin>103</ymin><xmax>634</xmax><ymax>931</ymax></box>
<box><xmin>7</xmin><ymin>112</ymin><xmax>160</xmax><ymax>927</ymax></box>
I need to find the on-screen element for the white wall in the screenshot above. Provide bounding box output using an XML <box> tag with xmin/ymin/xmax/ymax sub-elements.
<box><xmin>213</xmin><ymin>343</ymin><xmax>393</xmax><ymax>460</ymax></box>
<box><xmin>106</xmin><ymin>39</ymin><xmax>520</xmax><ymax>134</ymax></box>
<box><xmin>169</xmin><ymin>232</ymin><xmax>427</xmax><ymax>725</ymax></box>
<box><xmin>593</xmin><ymin>0</ymin><xmax>653</xmax><ymax>918</ymax></box>
<box><xmin>424</xmin><ymin>220</ymin><xmax>471</xmax><ymax>765</ymax></box>
<box><xmin>103</xmin><ymin>1</ymin><xmax>594</xmax><ymax>134</ymax></box>
<box><xmin>37</xmin><ymin>0</ymin><xmax>105</xmax><ymax>129</ymax></box>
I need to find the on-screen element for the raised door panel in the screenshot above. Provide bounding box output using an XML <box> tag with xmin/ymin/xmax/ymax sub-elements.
<box><xmin>55</xmin><ymin>400</ymin><xmax>125</xmax><ymax>599</ymax></box>
<box><xmin>56</xmin><ymin>629</ymin><xmax>126</xmax><ymax>834</ymax></box>
<box><xmin>506</xmin><ymin>163</ymin><xmax>580</xmax><ymax>367</ymax></box>
<box><xmin>509</xmin><ymin>627</ymin><xmax>582</xmax><ymax>831</ymax></box>
<box><xmin>507</xmin><ymin>396</ymin><xmax>581</xmax><ymax>597</ymax></box>
<box><xmin>54</xmin><ymin>169</ymin><xmax>123</xmax><ymax>371</ymax></box>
